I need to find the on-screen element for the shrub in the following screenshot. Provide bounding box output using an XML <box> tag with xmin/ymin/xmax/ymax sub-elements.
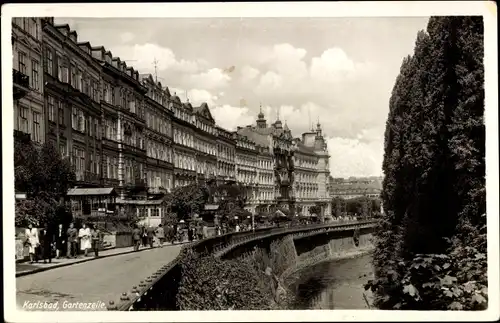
<box><xmin>177</xmin><ymin>250</ymin><xmax>274</xmax><ymax>310</ymax></box>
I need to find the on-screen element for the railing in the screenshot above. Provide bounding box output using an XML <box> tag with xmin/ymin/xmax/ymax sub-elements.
<box><xmin>108</xmin><ymin>219</ymin><xmax>377</xmax><ymax>311</ymax></box>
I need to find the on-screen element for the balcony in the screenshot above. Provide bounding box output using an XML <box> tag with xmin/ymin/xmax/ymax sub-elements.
<box><xmin>13</xmin><ymin>69</ymin><xmax>30</xmax><ymax>100</ymax></box>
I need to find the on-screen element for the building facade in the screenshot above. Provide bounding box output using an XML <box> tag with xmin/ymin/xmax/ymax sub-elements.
<box><xmin>329</xmin><ymin>176</ymin><xmax>382</xmax><ymax>200</ymax></box>
<box><xmin>13</xmin><ymin>18</ymin><xmax>334</xmax><ymax>223</ymax></box>
<box><xmin>12</xmin><ymin>17</ymin><xmax>44</xmax><ymax>144</ymax></box>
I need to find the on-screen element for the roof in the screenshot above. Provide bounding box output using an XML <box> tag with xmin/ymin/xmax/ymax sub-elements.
<box><xmin>296</xmin><ymin>142</ymin><xmax>317</xmax><ymax>155</ymax></box>
<box><xmin>115</xmin><ymin>199</ymin><xmax>164</xmax><ymax>205</ymax></box>
<box><xmin>204</xmin><ymin>204</ymin><xmax>219</xmax><ymax>211</ymax></box>
<box><xmin>67</xmin><ymin>188</ymin><xmax>116</xmax><ymax>196</ymax></box>
<box><xmin>237</xmin><ymin>127</ymin><xmax>270</xmax><ymax>147</ymax></box>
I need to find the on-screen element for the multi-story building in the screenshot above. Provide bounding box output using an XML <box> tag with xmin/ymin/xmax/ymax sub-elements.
<box><xmin>234</xmin><ymin>133</ymin><xmax>259</xmax><ymax>214</ymax></box>
<box><xmin>236</xmin><ymin>109</ymin><xmax>296</xmax><ymax>214</ymax></box>
<box><xmin>12</xmin><ymin>17</ymin><xmax>44</xmax><ymax>144</ymax></box>
<box><xmin>255</xmin><ymin>143</ymin><xmax>274</xmax><ymax>214</ymax></box>
<box><xmin>141</xmin><ymin>74</ymin><xmax>174</xmax><ymax>194</ymax></box>
<box><xmin>171</xmin><ymin>96</ymin><xmax>197</xmax><ymax>187</ymax></box>
<box><xmin>292</xmin><ymin>137</ymin><xmax>319</xmax><ymax>215</ymax></box>
<box><xmin>216</xmin><ymin>126</ymin><xmax>236</xmax><ymax>183</ymax></box>
<box><xmin>90</xmin><ymin>46</ymin><xmax>148</xmax><ymax>198</ymax></box>
<box><xmin>292</xmin><ymin>122</ymin><xmax>331</xmax><ymax>216</ymax></box>
<box><xmin>14</xmin><ymin>18</ymin><xmax>334</xmax><ymax>223</ymax></box>
<box><xmin>192</xmin><ymin>102</ymin><xmax>218</xmax><ymax>184</ymax></box>
<box><xmin>42</xmin><ymin>20</ymin><xmax>103</xmax><ymax>187</ymax></box>
<box><xmin>329</xmin><ymin>176</ymin><xmax>382</xmax><ymax>200</ymax></box>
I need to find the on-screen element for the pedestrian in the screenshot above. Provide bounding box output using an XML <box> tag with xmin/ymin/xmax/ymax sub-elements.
<box><xmin>187</xmin><ymin>224</ymin><xmax>194</xmax><ymax>242</ymax></box>
<box><xmin>156</xmin><ymin>224</ymin><xmax>165</xmax><ymax>248</ymax></box>
<box><xmin>78</xmin><ymin>223</ymin><xmax>91</xmax><ymax>257</ymax></box>
<box><xmin>141</xmin><ymin>226</ymin><xmax>148</xmax><ymax>247</ymax></box>
<box><xmin>55</xmin><ymin>223</ymin><xmax>67</xmax><ymax>259</ymax></box>
<box><xmin>202</xmin><ymin>223</ymin><xmax>208</xmax><ymax>239</ymax></box>
<box><xmin>66</xmin><ymin>222</ymin><xmax>78</xmax><ymax>258</ymax></box>
<box><xmin>25</xmin><ymin>223</ymin><xmax>40</xmax><ymax>264</ymax></box>
<box><xmin>132</xmin><ymin>225</ymin><xmax>141</xmax><ymax>251</ymax></box>
<box><xmin>147</xmin><ymin>225</ymin><xmax>155</xmax><ymax>248</ymax></box>
<box><xmin>235</xmin><ymin>223</ymin><xmax>240</xmax><ymax>232</ymax></box>
<box><xmin>90</xmin><ymin>225</ymin><xmax>102</xmax><ymax>258</ymax></box>
<box><xmin>40</xmin><ymin>223</ymin><xmax>55</xmax><ymax>264</ymax></box>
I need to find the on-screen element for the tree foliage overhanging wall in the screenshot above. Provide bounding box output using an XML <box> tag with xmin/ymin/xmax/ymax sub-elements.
<box><xmin>369</xmin><ymin>16</ymin><xmax>486</xmax><ymax>310</ymax></box>
<box><xmin>15</xmin><ymin>140</ymin><xmax>76</xmax><ymax>227</ymax></box>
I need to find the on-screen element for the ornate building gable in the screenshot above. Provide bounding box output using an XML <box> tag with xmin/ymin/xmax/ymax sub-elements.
<box><xmin>194</xmin><ymin>102</ymin><xmax>215</xmax><ymax>124</ymax></box>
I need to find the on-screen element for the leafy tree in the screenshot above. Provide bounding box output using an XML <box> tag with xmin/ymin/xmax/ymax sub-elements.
<box><xmin>14</xmin><ymin>140</ymin><xmax>75</xmax><ymax>227</ymax></box>
<box><xmin>169</xmin><ymin>183</ymin><xmax>209</xmax><ymax>221</ymax></box>
<box><xmin>331</xmin><ymin>197</ymin><xmax>345</xmax><ymax>217</ymax></box>
<box><xmin>212</xmin><ymin>182</ymin><xmax>248</xmax><ymax>224</ymax></box>
<box><xmin>309</xmin><ymin>205</ymin><xmax>321</xmax><ymax>216</ymax></box>
<box><xmin>370</xmin><ymin>16</ymin><xmax>485</xmax><ymax>310</ymax></box>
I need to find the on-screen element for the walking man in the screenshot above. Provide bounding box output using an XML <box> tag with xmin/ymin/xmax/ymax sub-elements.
<box><xmin>55</xmin><ymin>223</ymin><xmax>66</xmax><ymax>259</ymax></box>
<box><xmin>91</xmin><ymin>225</ymin><xmax>102</xmax><ymax>258</ymax></box>
<box><xmin>147</xmin><ymin>225</ymin><xmax>155</xmax><ymax>248</ymax></box>
<box><xmin>155</xmin><ymin>224</ymin><xmax>165</xmax><ymax>248</ymax></box>
<box><xmin>66</xmin><ymin>222</ymin><xmax>78</xmax><ymax>258</ymax></box>
<box><xmin>132</xmin><ymin>225</ymin><xmax>141</xmax><ymax>252</ymax></box>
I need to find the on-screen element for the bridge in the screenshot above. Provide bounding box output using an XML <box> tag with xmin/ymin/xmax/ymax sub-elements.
<box><xmin>105</xmin><ymin>219</ymin><xmax>377</xmax><ymax>311</ymax></box>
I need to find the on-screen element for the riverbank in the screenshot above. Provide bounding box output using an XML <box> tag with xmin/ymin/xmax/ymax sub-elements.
<box><xmin>283</xmin><ymin>246</ymin><xmax>375</xmax><ymax>309</ymax></box>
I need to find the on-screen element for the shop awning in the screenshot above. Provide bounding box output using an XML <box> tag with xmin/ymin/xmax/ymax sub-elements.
<box><xmin>67</xmin><ymin>187</ymin><xmax>116</xmax><ymax>196</ymax></box>
<box><xmin>204</xmin><ymin>204</ymin><xmax>219</xmax><ymax>211</ymax></box>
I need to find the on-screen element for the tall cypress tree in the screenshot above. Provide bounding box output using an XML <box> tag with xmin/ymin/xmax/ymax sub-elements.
<box><xmin>371</xmin><ymin>16</ymin><xmax>485</xmax><ymax>309</ymax></box>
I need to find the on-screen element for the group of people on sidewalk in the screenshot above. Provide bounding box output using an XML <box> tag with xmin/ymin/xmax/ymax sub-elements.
<box><xmin>131</xmin><ymin>224</ymin><xmax>167</xmax><ymax>251</ymax></box>
<box><xmin>23</xmin><ymin>222</ymin><xmax>103</xmax><ymax>264</ymax></box>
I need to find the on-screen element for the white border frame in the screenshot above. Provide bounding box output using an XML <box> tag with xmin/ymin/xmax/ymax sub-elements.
<box><xmin>2</xmin><ymin>2</ymin><xmax>498</xmax><ymax>322</ymax></box>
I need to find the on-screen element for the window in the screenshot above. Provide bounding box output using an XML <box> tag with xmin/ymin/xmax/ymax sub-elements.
<box><xmin>72</xmin><ymin>107</ymin><xmax>78</xmax><ymax>130</ymax></box>
<box><xmin>32</xmin><ymin>112</ymin><xmax>41</xmax><ymax>143</ymax></box>
<box><xmin>58</xmin><ymin>101</ymin><xmax>64</xmax><ymax>125</ymax></box>
<box><xmin>94</xmin><ymin>119</ymin><xmax>98</xmax><ymax>139</ymax></box>
<box><xmin>31</xmin><ymin>60</ymin><xmax>39</xmax><ymax>90</ymax></box>
<box><xmin>18</xmin><ymin>106</ymin><xmax>29</xmax><ymax>133</ymax></box>
<box><xmin>47</xmin><ymin>96</ymin><xmax>55</xmax><ymax>122</ymax></box>
<box><xmin>71</xmin><ymin>64</ymin><xmax>76</xmax><ymax>88</ymax></box>
<box><xmin>93</xmin><ymin>80</ymin><xmax>99</xmax><ymax>102</ymax></box>
<box><xmin>77</xmin><ymin>69</ymin><xmax>83</xmax><ymax>91</ymax></box>
<box><xmin>23</xmin><ymin>18</ymin><xmax>28</xmax><ymax>31</ymax></box>
<box><xmin>59</xmin><ymin>143</ymin><xmax>67</xmax><ymax>157</ymax></box>
<box><xmin>89</xmin><ymin>116</ymin><xmax>93</xmax><ymax>137</ymax></box>
<box><xmin>18</xmin><ymin>52</ymin><xmax>26</xmax><ymax>74</ymax></box>
<box><xmin>46</xmin><ymin>48</ymin><xmax>53</xmax><ymax>76</ymax></box>
<box><xmin>78</xmin><ymin>111</ymin><xmax>85</xmax><ymax>132</ymax></box>
<box><xmin>57</xmin><ymin>56</ymin><xmax>62</xmax><ymax>81</ymax></box>
<box><xmin>30</xmin><ymin>18</ymin><xmax>38</xmax><ymax>39</ymax></box>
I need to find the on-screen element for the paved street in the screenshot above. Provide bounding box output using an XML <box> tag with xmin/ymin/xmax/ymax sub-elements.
<box><xmin>16</xmin><ymin>245</ymin><xmax>182</xmax><ymax>311</ymax></box>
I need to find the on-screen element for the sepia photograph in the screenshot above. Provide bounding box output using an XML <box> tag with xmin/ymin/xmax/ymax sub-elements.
<box><xmin>2</xmin><ymin>1</ymin><xmax>498</xmax><ymax>322</ymax></box>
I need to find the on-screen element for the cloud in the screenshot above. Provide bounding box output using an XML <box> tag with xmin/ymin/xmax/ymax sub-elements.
<box><xmin>120</xmin><ymin>32</ymin><xmax>135</xmax><ymax>43</ymax></box>
<box><xmin>169</xmin><ymin>87</ymin><xmax>219</xmax><ymax>107</ymax></box>
<box><xmin>184</xmin><ymin>68</ymin><xmax>232</xmax><ymax>90</ymax></box>
<box><xmin>326</xmin><ymin>137</ymin><xmax>383</xmax><ymax>178</ymax></box>
<box><xmin>240</xmin><ymin>65</ymin><xmax>260</xmax><ymax>82</ymax></box>
<box><xmin>110</xmin><ymin>43</ymin><xmax>206</xmax><ymax>75</ymax></box>
<box><xmin>210</xmin><ymin>105</ymin><xmax>255</xmax><ymax>131</ymax></box>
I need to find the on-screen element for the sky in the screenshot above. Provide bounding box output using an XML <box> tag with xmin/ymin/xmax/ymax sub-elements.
<box><xmin>55</xmin><ymin>17</ymin><xmax>430</xmax><ymax>178</ymax></box>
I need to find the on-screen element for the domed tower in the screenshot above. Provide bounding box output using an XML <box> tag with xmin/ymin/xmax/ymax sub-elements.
<box><xmin>256</xmin><ymin>105</ymin><xmax>267</xmax><ymax>129</ymax></box>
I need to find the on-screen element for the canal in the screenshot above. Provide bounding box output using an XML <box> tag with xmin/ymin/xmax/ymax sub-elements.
<box><xmin>286</xmin><ymin>253</ymin><xmax>375</xmax><ymax>309</ymax></box>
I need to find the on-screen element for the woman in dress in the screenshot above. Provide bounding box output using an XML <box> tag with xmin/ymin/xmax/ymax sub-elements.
<box><xmin>25</xmin><ymin>223</ymin><xmax>39</xmax><ymax>264</ymax></box>
<box><xmin>78</xmin><ymin>223</ymin><xmax>91</xmax><ymax>257</ymax></box>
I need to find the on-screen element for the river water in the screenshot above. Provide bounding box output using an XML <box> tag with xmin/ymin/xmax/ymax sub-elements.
<box><xmin>286</xmin><ymin>253</ymin><xmax>375</xmax><ymax>309</ymax></box>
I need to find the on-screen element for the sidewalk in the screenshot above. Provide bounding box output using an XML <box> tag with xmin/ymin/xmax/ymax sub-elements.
<box><xmin>15</xmin><ymin>241</ymin><xmax>189</xmax><ymax>278</ymax></box>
